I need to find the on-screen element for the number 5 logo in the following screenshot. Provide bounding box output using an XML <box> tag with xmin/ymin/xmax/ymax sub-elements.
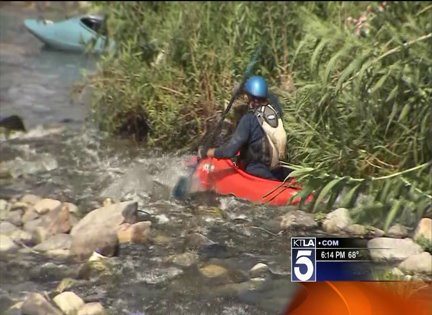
<box><xmin>294</xmin><ymin>250</ymin><xmax>314</xmax><ymax>281</ymax></box>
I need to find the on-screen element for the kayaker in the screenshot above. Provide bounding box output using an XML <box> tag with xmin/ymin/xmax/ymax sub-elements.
<box><xmin>198</xmin><ymin>75</ymin><xmax>288</xmax><ymax>180</ymax></box>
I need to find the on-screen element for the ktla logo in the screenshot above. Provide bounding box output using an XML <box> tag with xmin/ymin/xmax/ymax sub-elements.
<box><xmin>291</xmin><ymin>237</ymin><xmax>316</xmax><ymax>282</ymax></box>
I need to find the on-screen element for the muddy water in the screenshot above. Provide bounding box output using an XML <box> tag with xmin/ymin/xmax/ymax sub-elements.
<box><xmin>0</xmin><ymin>4</ymin><xmax>311</xmax><ymax>315</ymax></box>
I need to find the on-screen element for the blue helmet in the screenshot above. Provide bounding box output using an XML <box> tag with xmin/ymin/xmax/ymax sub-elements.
<box><xmin>244</xmin><ymin>75</ymin><xmax>268</xmax><ymax>98</ymax></box>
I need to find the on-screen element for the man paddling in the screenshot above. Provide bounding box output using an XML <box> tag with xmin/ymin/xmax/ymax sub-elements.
<box><xmin>198</xmin><ymin>75</ymin><xmax>288</xmax><ymax>180</ymax></box>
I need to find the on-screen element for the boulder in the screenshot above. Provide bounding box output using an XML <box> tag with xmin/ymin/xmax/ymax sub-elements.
<box><xmin>53</xmin><ymin>292</ymin><xmax>84</xmax><ymax>315</ymax></box>
<box><xmin>34</xmin><ymin>206</ymin><xmax>71</xmax><ymax>243</ymax></box>
<box><xmin>77</xmin><ymin>302</ymin><xmax>107</xmax><ymax>315</ymax></box>
<box><xmin>21</xmin><ymin>292</ymin><xmax>62</xmax><ymax>315</ymax></box>
<box><xmin>322</xmin><ymin>208</ymin><xmax>352</xmax><ymax>234</ymax></box>
<box><xmin>116</xmin><ymin>221</ymin><xmax>151</xmax><ymax>244</ymax></box>
<box><xmin>399</xmin><ymin>252</ymin><xmax>432</xmax><ymax>275</ymax></box>
<box><xmin>414</xmin><ymin>218</ymin><xmax>432</xmax><ymax>243</ymax></box>
<box><xmin>0</xmin><ymin>221</ymin><xmax>19</xmax><ymax>236</ymax></box>
<box><xmin>279</xmin><ymin>210</ymin><xmax>317</xmax><ymax>230</ymax></box>
<box><xmin>34</xmin><ymin>199</ymin><xmax>62</xmax><ymax>214</ymax></box>
<box><xmin>368</xmin><ymin>238</ymin><xmax>423</xmax><ymax>262</ymax></box>
<box><xmin>0</xmin><ymin>235</ymin><xmax>18</xmax><ymax>252</ymax></box>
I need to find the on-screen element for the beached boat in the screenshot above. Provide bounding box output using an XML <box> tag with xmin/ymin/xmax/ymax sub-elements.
<box><xmin>23</xmin><ymin>15</ymin><xmax>114</xmax><ymax>53</ymax></box>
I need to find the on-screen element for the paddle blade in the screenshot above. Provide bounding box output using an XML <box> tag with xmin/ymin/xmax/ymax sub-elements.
<box><xmin>172</xmin><ymin>176</ymin><xmax>191</xmax><ymax>200</ymax></box>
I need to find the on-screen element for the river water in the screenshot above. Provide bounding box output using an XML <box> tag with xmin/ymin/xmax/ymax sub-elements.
<box><xmin>0</xmin><ymin>4</ymin><xmax>316</xmax><ymax>315</ymax></box>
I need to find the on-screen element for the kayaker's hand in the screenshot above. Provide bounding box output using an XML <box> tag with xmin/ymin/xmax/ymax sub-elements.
<box><xmin>197</xmin><ymin>146</ymin><xmax>208</xmax><ymax>160</ymax></box>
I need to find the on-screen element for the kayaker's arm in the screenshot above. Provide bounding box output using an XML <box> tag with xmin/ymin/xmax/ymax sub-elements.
<box><xmin>208</xmin><ymin>114</ymin><xmax>251</xmax><ymax>158</ymax></box>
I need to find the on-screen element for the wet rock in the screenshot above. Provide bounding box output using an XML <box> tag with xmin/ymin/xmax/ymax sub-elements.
<box><xmin>322</xmin><ymin>208</ymin><xmax>352</xmax><ymax>234</ymax></box>
<box><xmin>414</xmin><ymin>218</ymin><xmax>432</xmax><ymax>243</ymax></box>
<box><xmin>0</xmin><ymin>288</ymin><xmax>15</xmax><ymax>311</ymax></box>
<box><xmin>0</xmin><ymin>115</ymin><xmax>26</xmax><ymax>132</ymax></box>
<box><xmin>279</xmin><ymin>210</ymin><xmax>317</xmax><ymax>230</ymax></box>
<box><xmin>0</xmin><ymin>221</ymin><xmax>19</xmax><ymax>236</ymax></box>
<box><xmin>77</xmin><ymin>302</ymin><xmax>107</xmax><ymax>315</ymax></box>
<box><xmin>0</xmin><ymin>235</ymin><xmax>18</xmax><ymax>252</ymax></box>
<box><xmin>22</xmin><ymin>208</ymin><xmax>39</xmax><ymax>223</ymax></box>
<box><xmin>30</xmin><ymin>262</ymin><xmax>77</xmax><ymax>283</ymax></box>
<box><xmin>71</xmin><ymin>201</ymin><xmax>138</xmax><ymax>237</ymax></box>
<box><xmin>368</xmin><ymin>238</ymin><xmax>423</xmax><ymax>262</ymax></box>
<box><xmin>35</xmin><ymin>206</ymin><xmax>72</xmax><ymax>243</ymax></box>
<box><xmin>345</xmin><ymin>224</ymin><xmax>367</xmax><ymax>236</ymax></box>
<box><xmin>184</xmin><ymin>232</ymin><xmax>215</xmax><ymax>250</ymax></box>
<box><xmin>6</xmin><ymin>209</ymin><xmax>23</xmax><ymax>226</ymax></box>
<box><xmin>21</xmin><ymin>292</ymin><xmax>62</xmax><ymax>315</ymax></box>
<box><xmin>117</xmin><ymin>221</ymin><xmax>151</xmax><ymax>244</ymax></box>
<box><xmin>71</xmin><ymin>228</ymin><xmax>119</xmax><ymax>261</ymax></box>
<box><xmin>53</xmin><ymin>292</ymin><xmax>84</xmax><ymax>315</ymax></box>
<box><xmin>138</xmin><ymin>267</ymin><xmax>183</xmax><ymax>285</ymax></box>
<box><xmin>20</xmin><ymin>194</ymin><xmax>42</xmax><ymax>205</ymax></box>
<box><xmin>212</xmin><ymin>279</ymin><xmax>266</xmax><ymax>297</ymax></box>
<box><xmin>34</xmin><ymin>199</ymin><xmax>62</xmax><ymax>214</ymax></box>
<box><xmin>199</xmin><ymin>264</ymin><xmax>229</xmax><ymax>278</ymax></box>
<box><xmin>11</xmin><ymin>202</ymin><xmax>29</xmax><ymax>211</ymax></box>
<box><xmin>399</xmin><ymin>252</ymin><xmax>432</xmax><ymax>275</ymax></box>
<box><xmin>167</xmin><ymin>252</ymin><xmax>199</xmax><ymax>267</ymax></box>
<box><xmin>33</xmin><ymin>233</ymin><xmax>72</xmax><ymax>252</ymax></box>
<box><xmin>78</xmin><ymin>252</ymin><xmax>113</xmax><ymax>280</ymax></box>
<box><xmin>9</xmin><ymin>229</ymin><xmax>34</xmax><ymax>245</ymax></box>
<box><xmin>250</xmin><ymin>263</ymin><xmax>270</xmax><ymax>278</ymax></box>
<box><xmin>387</xmin><ymin>224</ymin><xmax>409</xmax><ymax>238</ymax></box>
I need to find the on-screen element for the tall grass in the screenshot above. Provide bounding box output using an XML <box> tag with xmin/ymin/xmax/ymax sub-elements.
<box><xmin>86</xmin><ymin>1</ymin><xmax>432</xmax><ymax>229</ymax></box>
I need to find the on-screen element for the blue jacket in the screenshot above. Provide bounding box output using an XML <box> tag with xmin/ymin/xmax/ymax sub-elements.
<box><xmin>214</xmin><ymin>93</ymin><xmax>284</xmax><ymax>180</ymax></box>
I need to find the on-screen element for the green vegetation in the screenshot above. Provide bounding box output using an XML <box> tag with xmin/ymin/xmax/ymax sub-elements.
<box><xmin>86</xmin><ymin>1</ymin><xmax>432</xmax><ymax>230</ymax></box>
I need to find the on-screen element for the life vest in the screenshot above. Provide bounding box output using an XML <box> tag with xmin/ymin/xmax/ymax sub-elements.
<box><xmin>254</xmin><ymin>104</ymin><xmax>287</xmax><ymax>169</ymax></box>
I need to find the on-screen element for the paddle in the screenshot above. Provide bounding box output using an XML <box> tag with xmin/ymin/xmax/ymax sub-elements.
<box><xmin>173</xmin><ymin>48</ymin><xmax>262</xmax><ymax>200</ymax></box>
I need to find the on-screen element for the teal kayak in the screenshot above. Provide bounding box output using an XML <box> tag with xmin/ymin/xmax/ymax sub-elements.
<box><xmin>23</xmin><ymin>15</ymin><xmax>115</xmax><ymax>53</ymax></box>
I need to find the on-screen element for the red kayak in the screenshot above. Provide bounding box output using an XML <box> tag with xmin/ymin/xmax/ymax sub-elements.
<box><xmin>188</xmin><ymin>156</ymin><xmax>309</xmax><ymax>206</ymax></box>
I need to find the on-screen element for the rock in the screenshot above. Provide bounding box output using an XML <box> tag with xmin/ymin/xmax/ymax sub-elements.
<box><xmin>322</xmin><ymin>208</ymin><xmax>352</xmax><ymax>234</ymax></box>
<box><xmin>54</xmin><ymin>278</ymin><xmax>80</xmax><ymax>295</ymax></box>
<box><xmin>367</xmin><ymin>226</ymin><xmax>385</xmax><ymax>237</ymax></box>
<box><xmin>138</xmin><ymin>267</ymin><xmax>183</xmax><ymax>285</ymax></box>
<box><xmin>77</xmin><ymin>302</ymin><xmax>107</xmax><ymax>315</ymax></box>
<box><xmin>33</xmin><ymin>233</ymin><xmax>72</xmax><ymax>252</ymax></box>
<box><xmin>35</xmin><ymin>206</ymin><xmax>71</xmax><ymax>243</ymax></box>
<box><xmin>53</xmin><ymin>292</ymin><xmax>84</xmax><ymax>315</ymax></box>
<box><xmin>116</xmin><ymin>221</ymin><xmax>151</xmax><ymax>244</ymax></box>
<box><xmin>0</xmin><ymin>221</ymin><xmax>19</xmax><ymax>236</ymax></box>
<box><xmin>71</xmin><ymin>201</ymin><xmax>137</xmax><ymax>237</ymax></box>
<box><xmin>152</xmin><ymin>233</ymin><xmax>172</xmax><ymax>246</ymax></box>
<box><xmin>63</xmin><ymin>202</ymin><xmax>79</xmax><ymax>214</ymax></box>
<box><xmin>0</xmin><ymin>154</ymin><xmax>58</xmax><ymax>178</ymax></box>
<box><xmin>414</xmin><ymin>218</ymin><xmax>432</xmax><ymax>243</ymax></box>
<box><xmin>9</xmin><ymin>229</ymin><xmax>34</xmax><ymax>245</ymax></box>
<box><xmin>71</xmin><ymin>229</ymin><xmax>119</xmax><ymax>261</ymax></box>
<box><xmin>23</xmin><ymin>218</ymin><xmax>43</xmax><ymax>234</ymax></box>
<box><xmin>279</xmin><ymin>210</ymin><xmax>317</xmax><ymax>230</ymax></box>
<box><xmin>21</xmin><ymin>292</ymin><xmax>62</xmax><ymax>315</ymax></box>
<box><xmin>368</xmin><ymin>238</ymin><xmax>423</xmax><ymax>262</ymax></box>
<box><xmin>184</xmin><ymin>232</ymin><xmax>215</xmax><ymax>250</ymax></box>
<box><xmin>345</xmin><ymin>224</ymin><xmax>367</xmax><ymax>236</ymax></box>
<box><xmin>0</xmin><ymin>235</ymin><xmax>18</xmax><ymax>252</ymax></box>
<box><xmin>22</xmin><ymin>208</ymin><xmax>39</xmax><ymax>223</ymax></box>
<box><xmin>20</xmin><ymin>194</ymin><xmax>42</xmax><ymax>205</ymax></box>
<box><xmin>34</xmin><ymin>199</ymin><xmax>62</xmax><ymax>214</ymax></box>
<box><xmin>250</xmin><ymin>263</ymin><xmax>270</xmax><ymax>278</ymax></box>
<box><xmin>0</xmin><ymin>115</ymin><xmax>26</xmax><ymax>132</ymax></box>
<box><xmin>6</xmin><ymin>209</ymin><xmax>23</xmax><ymax>226</ymax></box>
<box><xmin>77</xmin><ymin>252</ymin><xmax>113</xmax><ymax>280</ymax></box>
<box><xmin>167</xmin><ymin>252</ymin><xmax>199</xmax><ymax>267</ymax></box>
<box><xmin>399</xmin><ymin>252</ymin><xmax>432</xmax><ymax>275</ymax></box>
<box><xmin>199</xmin><ymin>264</ymin><xmax>228</xmax><ymax>278</ymax></box>
<box><xmin>387</xmin><ymin>224</ymin><xmax>408</xmax><ymax>238</ymax></box>
<box><xmin>11</xmin><ymin>202</ymin><xmax>29</xmax><ymax>211</ymax></box>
